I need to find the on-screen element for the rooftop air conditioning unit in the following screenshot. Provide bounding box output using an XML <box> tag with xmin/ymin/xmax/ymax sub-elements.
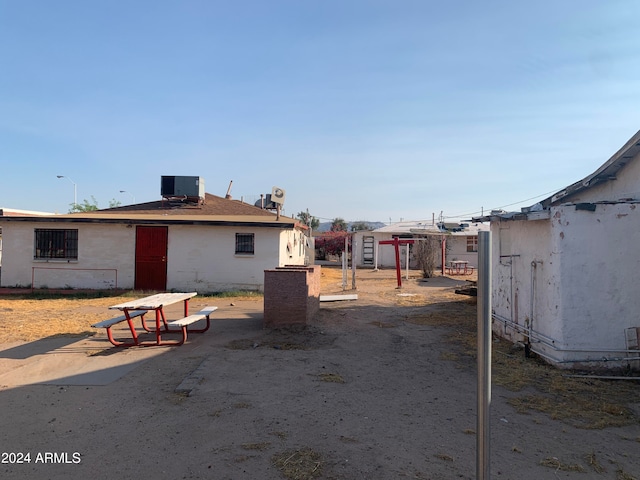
<box><xmin>254</xmin><ymin>194</ymin><xmax>278</xmax><ymax>210</ymax></box>
<box><xmin>161</xmin><ymin>176</ymin><xmax>205</xmax><ymax>201</ymax></box>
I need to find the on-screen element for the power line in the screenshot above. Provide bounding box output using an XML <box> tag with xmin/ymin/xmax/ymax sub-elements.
<box><xmin>442</xmin><ymin>186</ymin><xmax>563</xmax><ymax>220</ymax></box>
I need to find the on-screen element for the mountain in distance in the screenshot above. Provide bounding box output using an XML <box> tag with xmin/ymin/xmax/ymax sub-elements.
<box><xmin>315</xmin><ymin>221</ymin><xmax>386</xmax><ymax>232</ymax></box>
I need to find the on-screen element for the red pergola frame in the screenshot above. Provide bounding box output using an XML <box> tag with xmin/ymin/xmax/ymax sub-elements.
<box><xmin>378</xmin><ymin>235</ymin><xmax>447</xmax><ymax>288</ymax></box>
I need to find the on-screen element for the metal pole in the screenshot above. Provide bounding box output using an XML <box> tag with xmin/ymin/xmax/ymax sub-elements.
<box><xmin>341</xmin><ymin>252</ymin><xmax>346</xmax><ymax>291</ymax></box>
<box><xmin>374</xmin><ymin>242</ymin><xmax>379</xmax><ymax>271</ymax></box>
<box><xmin>405</xmin><ymin>243</ymin><xmax>410</xmax><ymax>279</ymax></box>
<box><xmin>477</xmin><ymin>231</ymin><xmax>492</xmax><ymax>480</ymax></box>
<box><xmin>345</xmin><ymin>235</ymin><xmax>349</xmax><ymax>289</ymax></box>
<box><xmin>352</xmin><ymin>237</ymin><xmax>357</xmax><ymax>290</ymax></box>
<box><xmin>441</xmin><ymin>235</ymin><xmax>446</xmax><ymax>275</ymax></box>
<box><xmin>57</xmin><ymin>175</ymin><xmax>77</xmax><ymax>206</ymax></box>
<box><xmin>394</xmin><ymin>238</ymin><xmax>402</xmax><ymax>288</ymax></box>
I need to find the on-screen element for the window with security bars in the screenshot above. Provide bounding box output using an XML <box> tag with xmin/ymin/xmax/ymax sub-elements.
<box><xmin>235</xmin><ymin>233</ymin><xmax>254</xmax><ymax>255</ymax></box>
<box><xmin>34</xmin><ymin>229</ymin><xmax>78</xmax><ymax>259</ymax></box>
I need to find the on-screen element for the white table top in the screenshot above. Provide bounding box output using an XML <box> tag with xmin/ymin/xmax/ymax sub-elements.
<box><xmin>109</xmin><ymin>292</ymin><xmax>197</xmax><ymax>310</ymax></box>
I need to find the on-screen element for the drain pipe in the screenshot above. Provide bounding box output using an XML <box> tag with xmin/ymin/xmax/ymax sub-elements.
<box><xmin>528</xmin><ymin>260</ymin><xmax>542</xmax><ymax>357</ymax></box>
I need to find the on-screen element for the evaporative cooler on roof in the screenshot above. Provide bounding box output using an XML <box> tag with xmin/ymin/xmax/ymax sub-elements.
<box><xmin>161</xmin><ymin>176</ymin><xmax>205</xmax><ymax>204</ymax></box>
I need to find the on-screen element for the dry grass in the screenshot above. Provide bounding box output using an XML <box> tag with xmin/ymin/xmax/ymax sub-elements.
<box><xmin>540</xmin><ymin>457</ymin><xmax>586</xmax><ymax>472</ymax></box>
<box><xmin>0</xmin><ymin>291</ymin><xmax>261</xmax><ymax>343</ymax></box>
<box><xmin>0</xmin><ymin>296</ymin><xmax>131</xmax><ymax>342</ymax></box>
<box><xmin>434</xmin><ymin>453</ymin><xmax>454</xmax><ymax>462</ymax></box>
<box><xmin>317</xmin><ymin>373</ymin><xmax>345</xmax><ymax>383</ymax></box>
<box><xmin>399</xmin><ymin>282</ymin><xmax>640</xmax><ymax>430</ymax></box>
<box><xmin>617</xmin><ymin>469</ymin><xmax>638</xmax><ymax>480</ymax></box>
<box><xmin>241</xmin><ymin>442</ymin><xmax>271</xmax><ymax>451</ymax></box>
<box><xmin>272</xmin><ymin>448</ymin><xmax>323</xmax><ymax>480</ymax></box>
<box><xmin>586</xmin><ymin>452</ymin><xmax>606</xmax><ymax>474</ymax></box>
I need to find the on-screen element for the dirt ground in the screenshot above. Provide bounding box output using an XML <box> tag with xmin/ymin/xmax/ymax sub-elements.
<box><xmin>0</xmin><ymin>266</ymin><xmax>639</xmax><ymax>480</ymax></box>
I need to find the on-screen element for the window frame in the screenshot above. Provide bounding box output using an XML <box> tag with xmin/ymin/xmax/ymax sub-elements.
<box><xmin>235</xmin><ymin>233</ymin><xmax>255</xmax><ymax>255</ymax></box>
<box><xmin>466</xmin><ymin>235</ymin><xmax>478</xmax><ymax>253</ymax></box>
<box><xmin>34</xmin><ymin>228</ymin><xmax>79</xmax><ymax>260</ymax></box>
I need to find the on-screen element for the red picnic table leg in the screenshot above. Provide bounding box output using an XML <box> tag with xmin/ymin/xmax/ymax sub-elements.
<box><xmin>104</xmin><ymin>309</ymin><xmax>141</xmax><ymax>347</ymax></box>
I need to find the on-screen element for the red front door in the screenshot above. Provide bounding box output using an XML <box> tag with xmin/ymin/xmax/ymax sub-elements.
<box><xmin>135</xmin><ymin>226</ymin><xmax>168</xmax><ymax>291</ymax></box>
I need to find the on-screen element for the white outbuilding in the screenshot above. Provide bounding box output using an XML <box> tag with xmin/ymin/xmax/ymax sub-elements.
<box><xmin>352</xmin><ymin>220</ymin><xmax>488</xmax><ymax>271</ymax></box>
<box><xmin>474</xmin><ymin>130</ymin><xmax>640</xmax><ymax>371</ymax></box>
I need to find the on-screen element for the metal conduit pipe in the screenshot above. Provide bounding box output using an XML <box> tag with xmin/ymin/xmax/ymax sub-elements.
<box><xmin>531</xmin><ymin>346</ymin><xmax>640</xmax><ymax>365</ymax></box>
<box><xmin>529</xmin><ymin>260</ymin><xmax>542</xmax><ymax>349</ymax></box>
<box><xmin>564</xmin><ymin>374</ymin><xmax>640</xmax><ymax>380</ymax></box>
<box><xmin>494</xmin><ymin>313</ymin><xmax>557</xmax><ymax>345</ymax></box>
<box><xmin>493</xmin><ymin>313</ymin><xmax>640</xmax><ymax>355</ymax></box>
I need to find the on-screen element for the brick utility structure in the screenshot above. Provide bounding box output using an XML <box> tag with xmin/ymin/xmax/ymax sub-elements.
<box><xmin>263</xmin><ymin>265</ymin><xmax>321</xmax><ymax>328</ymax></box>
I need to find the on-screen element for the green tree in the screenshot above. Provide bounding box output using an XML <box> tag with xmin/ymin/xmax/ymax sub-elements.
<box><xmin>350</xmin><ymin>221</ymin><xmax>370</xmax><ymax>232</ymax></box>
<box><xmin>330</xmin><ymin>217</ymin><xmax>348</xmax><ymax>232</ymax></box>
<box><xmin>296</xmin><ymin>211</ymin><xmax>320</xmax><ymax>231</ymax></box>
<box><xmin>69</xmin><ymin>196</ymin><xmax>121</xmax><ymax>213</ymax></box>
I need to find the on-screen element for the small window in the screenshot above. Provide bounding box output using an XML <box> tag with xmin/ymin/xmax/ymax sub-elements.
<box><xmin>466</xmin><ymin>235</ymin><xmax>478</xmax><ymax>253</ymax></box>
<box><xmin>34</xmin><ymin>229</ymin><xmax>78</xmax><ymax>259</ymax></box>
<box><xmin>235</xmin><ymin>233</ymin><xmax>254</xmax><ymax>255</ymax></box>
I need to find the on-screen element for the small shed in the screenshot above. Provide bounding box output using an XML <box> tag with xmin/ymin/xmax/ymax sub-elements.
<box><xmin>474</xmin><ymin>129</ymin><xmax>640</xmax><ymax>370</ymax></box>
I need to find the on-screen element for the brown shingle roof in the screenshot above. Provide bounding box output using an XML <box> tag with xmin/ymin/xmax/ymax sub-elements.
<box><xmin>0</xmin><ymin>193</ymin><xmax>303</xmax><ymax>228</ymax></box>
<box><xmin>97</xmin><ymin>193</ymin><xmax>279</xmax><ymax>217</ymax></box>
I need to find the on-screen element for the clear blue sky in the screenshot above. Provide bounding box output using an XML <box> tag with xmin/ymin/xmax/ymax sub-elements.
<box><xmin>1</xmin><ymin>1</ymin><xmax>639</xmax><ymax>223</ymax></box>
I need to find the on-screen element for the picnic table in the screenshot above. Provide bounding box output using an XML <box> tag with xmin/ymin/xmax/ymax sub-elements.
<box><xmin>446</xmin><ymin>261</ymin><xmax>474</xmax><ymax>275</ymax></box>
<box><xmin>92</xmin><ymin>292</ymin><xmax>217</xmax><ymax>347</ymax></box>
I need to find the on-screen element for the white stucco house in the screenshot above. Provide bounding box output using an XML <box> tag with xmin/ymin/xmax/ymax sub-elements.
<box><xmin>352</xmin><ymin>220</ymin><xmax>488</xmax><ymax>270</ymax></box>
<box><xmin>0</xmin><ymin>193</ymin><xmax>309</xmax><ymax>292</ymax></box>
<box><xmin>474</xmin><ymin>129</ymin><xmax>640</xmax><ymax>371</ymax></box>
<box><xmin>0</xmin><ymin>208</ymin><xmax>55</xmax><ymax>269</ymax></box>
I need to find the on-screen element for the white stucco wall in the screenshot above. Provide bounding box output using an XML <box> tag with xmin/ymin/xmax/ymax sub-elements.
<box><xmin>0</xmin><ymin>221</ymin><xmax>304</xmax><ymax>292</ymax></box>
<box><xmin>351</xmin><ymin>232</ymin><xmax>417</xmax><ymax>269</ymax></box>
<box><xmin>168</xmin><ymin>225</ymin><xmax>305</xmax><ymax>292</ymax></box>
<box><xmin>279</xmin><ymin>229</ymin><xmax>308</xmax><ymax>267</ymax></box>
<box><xmin>0</xmin><ymin>222</ymin><xmax>136</xmax><ymax>289</ymax></box>
<box><xmin>490</xmin><ymin>217</ymin><xmax>559</xmax><ymax>350</ymax></box>
<box><xmin>552</xmin><ymin>203</ymin><xmax>640</xmax><ymax>357</ymax></box>
<box><xmin>446</xmin><ymin>235</ymin><xmax>479</xmax><ymax>266</ymax></box>
<box><xmin>352</xmin><ymin>231</ymin><xmax>479</xmax><ymax>270</ymax></box>
<box><xmin>491</xmin><ymin>201</ymin><xmax>640</xmax><ymax>368</ymax></box>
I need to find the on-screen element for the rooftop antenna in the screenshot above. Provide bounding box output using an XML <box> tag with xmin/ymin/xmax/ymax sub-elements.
<box><xmin>225</xmin><ymin>180</ymin><xmax>233</xmax><ymax>199</ymax></box>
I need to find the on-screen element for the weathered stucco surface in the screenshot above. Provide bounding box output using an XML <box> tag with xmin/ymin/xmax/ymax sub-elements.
<box><xmin>491</xmin><ymin>201</ymin><xmax>640</xmax><ymax>369</ymax></box>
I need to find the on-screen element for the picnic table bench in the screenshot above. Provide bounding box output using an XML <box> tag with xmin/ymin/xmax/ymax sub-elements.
<box><xmin>92</xmin><ymin>292</ymin><xmax>217</xmax><ymax>347</ymax></box>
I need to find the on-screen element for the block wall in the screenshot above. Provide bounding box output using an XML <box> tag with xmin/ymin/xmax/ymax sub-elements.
<box><xmin>263</xmin><ymin>265</ymin><xmax>321</xmax><ymax>328</ymax></box>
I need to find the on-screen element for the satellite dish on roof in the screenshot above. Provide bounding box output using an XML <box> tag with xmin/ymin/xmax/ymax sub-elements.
<box><xmin>271</xmin><ymin>186</ymin><xmax>285</xmax><ymax>205</ymax></box>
